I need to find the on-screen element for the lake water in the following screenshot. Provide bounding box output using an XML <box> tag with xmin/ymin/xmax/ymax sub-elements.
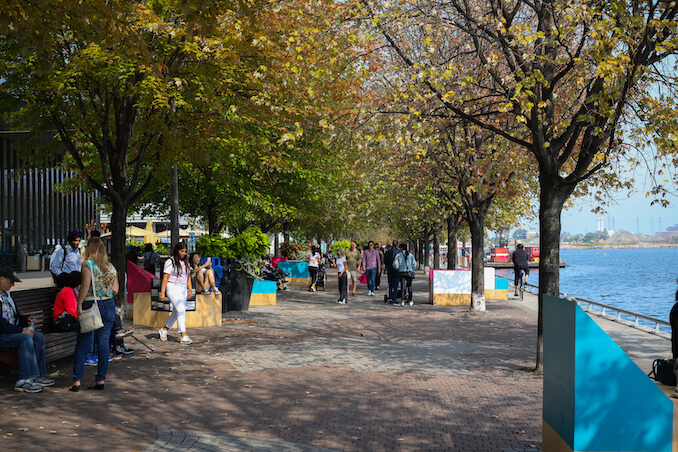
<box><xmin>495</xmin><ymin>248</ymin><xmax>678</xmax><ymax>326</ymax></box>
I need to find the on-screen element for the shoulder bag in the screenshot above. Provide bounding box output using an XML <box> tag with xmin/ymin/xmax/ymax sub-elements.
<box><xmin>648</xmin><ymin>358</ymin><xmax>676</xmax><ymax>386</ymax></box>
<box><xmin>78</xmin><ymin>261</ymin><xmax>104</xmax><ymax>333</ymax></box>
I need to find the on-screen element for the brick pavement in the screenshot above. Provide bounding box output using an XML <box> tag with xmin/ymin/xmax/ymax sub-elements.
<box><xmin>0</xmin><ymin>273</ymin><xmax>544</xmax><ymax>451</ymax></box>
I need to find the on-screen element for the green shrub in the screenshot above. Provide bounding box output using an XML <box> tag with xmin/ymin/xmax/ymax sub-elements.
<box><xmin>155</xmin><ymin>243</ymin><xmax>168</xmax><ymax>255</ymax></box>
<box><xmin>125</xmin><ymin>241</ymin><xmax>144</xmax><ymax>256</ymax></box>
<box><xmin>332</xmin><ymin>240</ymin><xmax>351</xmax><ymax>255</ymax></box>
<box><xmin>196</xmin><ymin>235</ymin><xmax>229</xmax><ymax>257</ymax></box>
<box><xmin>224</xmin><ymin>227</ymin><xmax>270</xmax><ymax>260</ymax></box>
<box><xmin>223</xmin><ymin>227</ymin><xmax>270</xmax><ymax>279</ymax></box>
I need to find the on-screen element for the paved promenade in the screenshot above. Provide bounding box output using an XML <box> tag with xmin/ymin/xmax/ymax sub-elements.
<box><xmin>0</xmin><ymin>271</ymin><xmax>670</xmax><ymax>451</ymax></box>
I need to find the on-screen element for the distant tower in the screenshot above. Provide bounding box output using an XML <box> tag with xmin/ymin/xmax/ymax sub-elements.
<box><xmin>607</xmin><ymin>215</ymin><xmax>611</xmax><ymax>230</ymax></box>
<box><xmin>612</xmin><ymin>217</ymin><xmax>616</xmax><ymax>230</ymax></box>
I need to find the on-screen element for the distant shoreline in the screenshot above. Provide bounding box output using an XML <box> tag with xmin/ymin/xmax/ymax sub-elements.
<box><xmin>560</xmin><ymin>243</ymin><xmax>678</xmax><ymax>250</ymax></box>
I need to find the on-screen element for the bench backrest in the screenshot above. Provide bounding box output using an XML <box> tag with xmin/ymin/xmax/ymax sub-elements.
<box><xmin>11</xmin><ymin>287</ymin><xmax>60</xmax><ymax>331</ymax></box>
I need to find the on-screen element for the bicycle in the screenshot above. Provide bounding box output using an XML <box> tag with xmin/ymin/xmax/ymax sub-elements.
<box><xmin>516</xmin><ymin>267</ymin><xmax>526</xmax><ymax>300</ymax></box>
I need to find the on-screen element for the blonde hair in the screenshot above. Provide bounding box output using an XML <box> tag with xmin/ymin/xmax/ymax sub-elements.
<box><xmin>83</xmin><ymin>238</ymin><xmax>111</xmax><ymax>273</ymax></box>
<box><xmin>337</xmin><ymin>249</ymin><xmax>345</xmax><ymax>258</ymax></box>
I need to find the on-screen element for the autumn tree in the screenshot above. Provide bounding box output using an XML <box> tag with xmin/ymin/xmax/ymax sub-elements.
<box><xmin>355</xmin><ymin>0</ymin><xmax>678</xmax><ymax>372</ymax></box>
<box><xmin>0</xmin><ymin>0</ymin><xmax>259</xmax><ymax>302</ymax></box>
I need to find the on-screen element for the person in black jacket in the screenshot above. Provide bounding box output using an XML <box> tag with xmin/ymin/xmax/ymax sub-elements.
<box><xmin>384</xmin><ymin>240</ymin><xmax>400</xmax><ymax>304</ymax></box>
<box><xmin>0</xmin><ymin>267</ymin><xmax>54</xmax><ymax>393</ymax></box>
<box><xmin>512</xmin><ymin>244</ymin><xmax>530</xmax><ymax>296</ymax></box>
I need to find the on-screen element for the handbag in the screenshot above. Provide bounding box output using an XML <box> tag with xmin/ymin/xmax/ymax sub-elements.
<box><xmin>359</xmin><ymin>272</ymin><xmax>367</xmax><ymax>284</ymax></box>
<box><xmin>54</xmin><ymin>312</ymin><xmax>79</xmax><ymax>332</ymax></box>
<box><xmin>78</xmin><ymin>261</ymin><xmax>104</xmax><ymax>333</ymax></box>
<box><xmin>648</xmin><ymin>358</ymin><xmax>676</xmax><ymax>386</ymax></box>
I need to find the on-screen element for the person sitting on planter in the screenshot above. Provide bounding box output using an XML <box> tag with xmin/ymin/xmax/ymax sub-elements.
<box><xmin>189</xmin><ymin>252</ymin><xmax>220</xmax><ymax>294</ymax></box>
<box><xmin>262</xmin><ymin>256</ymin><xmax>287</xmax><ymax>291</ymax></box>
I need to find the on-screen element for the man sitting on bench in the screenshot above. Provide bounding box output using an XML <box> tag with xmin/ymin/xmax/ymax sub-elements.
<box><xmin>0</xmin><ymin>267</ymin><xmax>54</xmax><ymax>393</ymax></box>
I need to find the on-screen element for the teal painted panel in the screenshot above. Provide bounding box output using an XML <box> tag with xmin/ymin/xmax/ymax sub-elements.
<box><xmin>278</xmin><ymin>261</ymin><xmax>309</xmax><ymax>278</ymax></box>
<box><xmin>495</xmin><ymin>278</ymin><xmax>508</xmax><ymax>290</ymax></box>
<box><xmin>573</xmin><ymin>306</ymin><xmax>673</xmax><ymax>451</ymax></box>
<box><xmin>252</xmin><ymin>280</ymin><xmax>276</xmax><ymax>294</ymax></box>
<box><xmin>543</xmin><ymin>295</ymin><xmax>576</xmax><ymax>448</ymax></box>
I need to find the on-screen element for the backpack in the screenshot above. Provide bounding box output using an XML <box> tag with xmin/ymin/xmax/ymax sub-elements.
<box><xmin>144</xmin><ymin>251</ymin><xmax>159</xmax><ymax>273</ymax></box>
<box><xmin>648</xmin><ymin>359</ymin><xmax>676</xmax><ymax>385</ymax></box>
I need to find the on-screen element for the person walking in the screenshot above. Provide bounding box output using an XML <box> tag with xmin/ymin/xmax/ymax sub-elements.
<box><xmin>336</xmin><ymin>249</ymin><xmax>348</xmax><ymax>304</ymax></box>
<box><xmin>393</xmin><ymin>243</ymin><xmax>417</xmax><ymax>306</ymax></box>
<box><xmin>70</xmin><ymin>238</ymin><xmax>117</xmax><ymax>391</ymax></box>
<box><xmin>49</xmin><ymin>231</ymin><xmax>82</xmax><ymax>286</ymax></box>
<box><xmin>158</xmin><ymin>242</ymin><xmax>193</xmax><ymax>345</ymax></box>
<box><xmin>375</xmin><ymin>242</ymin><xmax>385</xmax><ymax>290</ymax></box>
<box><xmin>384</xmin><ymin>240</ymin><xmax>400</xmax><ymax>304</ymax></box>
<box><xmin>143</xmin><ymin>243</ymin><xmax>161</xmax><ymax>275</ymax></box>
<box><xmin>361</xmin><ymin>241</ymin><xmax>381</xmax><ymax>296</ymax></box>
<box><xmin>307</xmin><ymin>246</ymin><xmax>322</xmax><ymax>292</ymax></box>
<box><xmin>344</xmin><ymin>241</ymin><xmax>362</xmax><ymax>296</ymax></box>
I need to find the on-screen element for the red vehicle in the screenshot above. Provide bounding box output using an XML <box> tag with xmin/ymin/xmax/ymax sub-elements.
<box><xmin>526</xmin><ymin>246</ymin><xmax>540</xmax><ymax>261</ymax></box>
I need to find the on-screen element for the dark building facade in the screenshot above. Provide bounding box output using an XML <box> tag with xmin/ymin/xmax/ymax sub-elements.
<box><xmin>1</xmin><ymin>130</ymin><xmax>99</xmax><ymax>269</ymax></box>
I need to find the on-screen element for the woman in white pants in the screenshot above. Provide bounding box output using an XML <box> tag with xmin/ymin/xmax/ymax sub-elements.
<box><xmin>158</xmin><ymin>242</ymin><xmax>193</xmax><ymax>344</ymax></box>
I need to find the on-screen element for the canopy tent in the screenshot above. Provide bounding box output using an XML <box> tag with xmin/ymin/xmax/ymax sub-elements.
<box><xmin>126</xmin><ymin>226</ymin><xmax>158</xmax><ymax>244</ymax></box>
<box><xmin>156</xmin><ymin>228</ymin><xmax>205</xmax><ymax>238</ymax></box>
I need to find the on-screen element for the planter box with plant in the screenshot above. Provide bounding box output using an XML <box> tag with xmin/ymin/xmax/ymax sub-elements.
<box><xmin>223</xmin><ymin>226</ymin><xmax>270</xmax><ymax>311</ymax></box>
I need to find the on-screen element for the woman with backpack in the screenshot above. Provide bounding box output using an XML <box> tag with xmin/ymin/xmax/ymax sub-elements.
<box><xmin>393</xmin><ymin>243</ymin><xmax>417</xmax><ymax>306</ymax></box>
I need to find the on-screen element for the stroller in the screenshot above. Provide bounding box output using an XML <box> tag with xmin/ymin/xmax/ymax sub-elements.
<box><xmin>314</xmin><ymin>261</ymin><xmax>327</xmax><ymax>291</ymax></box>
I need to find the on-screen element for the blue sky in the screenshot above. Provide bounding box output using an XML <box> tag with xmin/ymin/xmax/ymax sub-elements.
<box><xmin>520</xmin><ymin>191</ymin><xmax>678</xmax><ymax>235</ymax></box>
<box><xmin>560</xmin><ymin>195</ymin><xmax>678</xmax><ymax>235</ymax></box>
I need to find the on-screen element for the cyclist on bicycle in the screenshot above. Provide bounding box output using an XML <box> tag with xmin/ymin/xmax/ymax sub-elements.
<box><xmin>512</xmin><ymin>243</ymin><xmax>530</xmax><ymax>296</ymax></box>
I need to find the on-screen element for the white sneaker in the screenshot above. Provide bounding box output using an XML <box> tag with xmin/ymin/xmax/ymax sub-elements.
<box><xmin>409</xmin><ymin>301</ymin><xmax>413</xmax><ymax>306</ymax></box>
<box><xmin>159</xmin><ymin>328</ymin><xmax>167</xmax><ymax>342</ymax></box>
<box><xmin>180</xmin><ymin>335</ymin><xmax>193</xmax><ymax>345</ymax></box>
<box><xmin>401</xmin><ymin>301</ymin><xmax>405</xmax><ymax>307</ymax></box>
<box><xmin>672</xmin><ymin>388</ymin><xmax>678</xmax><ymax>399</ymax></box>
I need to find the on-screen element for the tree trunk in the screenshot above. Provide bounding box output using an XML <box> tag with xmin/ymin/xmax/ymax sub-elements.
<box><xmin>469</xmin><ymin>215</ymin><xmax>486</xmax><ymax>312</ymax></box>
<box><xmin>535</xmin><ymin>177</ymin><xmax>571</xmax><ymax>373</ymax></box>
<box><xmin>423</xmin><ymin>229</ymin><xmax>430</xmax><ymax>269</ymax></box>
<box><xmin>433</xmin><ymin>228</ymin><xmax>440</xmax><ymax>269</ymax></box>
<box><xmin>207</xmin><ymin>200</ymin><xmax>219</xmax><ymax>236</ymax></box>
<box><xmin>110</xmin><ymin>202</ymin><xmax>128</xmax><ymax>310</ymax></box>
<box><xmin>274</xmin><ymin>233</ymin><xmax>280</xmax><ymax>256</ymax></box>
<box><xmin>170</xmin><ymin>165</ymin><xmax>179</xmax><ymax>246</ymax></box>
<box><xmin>447</xmin><ymin>214</ymin><xmax>460</xmax><ymax>270</ymax></box>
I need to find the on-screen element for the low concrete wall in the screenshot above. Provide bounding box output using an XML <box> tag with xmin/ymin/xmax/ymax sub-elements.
<box><xmin>429</xmin><ymin>268</ymin><xmax>508</xmax><ymax>305</ymax></box>
<box><xmin>277</xmin><ymin>261</ymin><xmax>310</xmax><ymax>287</ymax></box>
<box><xmin>250</xmin><ymin>280</ymin><xmax>276</xmax><ymax>306</ymax></box>
<box><xmin>132</xmin><ymin>293</ymin><xmax>222</xmax><ymax>328</ymax></box>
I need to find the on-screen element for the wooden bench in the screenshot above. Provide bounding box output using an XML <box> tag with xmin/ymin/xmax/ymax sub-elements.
<box><xmin>0</xmin><ymin>287</ymin><xmax>77</xmax><ymax>373</ymax></box>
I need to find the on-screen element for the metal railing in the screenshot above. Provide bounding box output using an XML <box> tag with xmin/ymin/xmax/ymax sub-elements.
<box><xmin>569</xmin><ymin>296</ymin><xmax>669</xmax><ymax>335</ymax></box>
<box><xmin>497</xmin><ymin>276</ymin><xmax>670</xmax><ymax>336</ymax></box>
